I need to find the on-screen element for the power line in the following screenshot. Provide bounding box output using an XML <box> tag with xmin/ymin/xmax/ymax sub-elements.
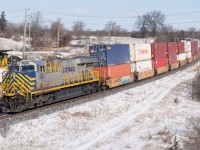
<box><xmin>35</xmin><ymin>10</ymin><xmax>138</xmax><ymax>19</ymax></box>
<box><xmin>2</xmin><ymin>10</ymin><xmax>24</xmax><ymax>13</ymax></box>
<box><xmin>6</xmin><ymin>16</ymin><xmax>24</xmax><ymax>19</ymax></box>
<box><xmin>169</xmin><ymin>20</ymin><xmax>200</xmax><ymax>25</ymax></box>
<box><xmin>166</xmin><ymin>11</ymin><xmax>200</xmax><ymax>16</ymax></box>
<box><xmin>37</xmin><ymin>10</ymin><xmax>200</xmax><ymax>19</ymax></box>
<box><xmin>5</xmin><ymin>9</ymin><xmax>200</xmax><ymax>29</ymax></box>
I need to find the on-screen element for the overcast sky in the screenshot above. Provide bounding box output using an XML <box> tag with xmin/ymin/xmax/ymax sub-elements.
<box><xmin>1</xmin><ymin>0</ymin><xmax>200</xmax><ymax>31</ymax></box>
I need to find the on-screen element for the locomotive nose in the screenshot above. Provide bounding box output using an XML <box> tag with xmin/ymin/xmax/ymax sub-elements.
<box><xmin>2</xmin><ymin>72</ymin><xmax>35</xmax><ymax>95</ymax></box>
<box><xmin>2</xmin><ymin>72</ymin><xmax>19</xmax><ymax>94</ymax></box>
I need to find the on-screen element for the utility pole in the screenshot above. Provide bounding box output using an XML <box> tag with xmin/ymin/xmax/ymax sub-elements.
<box><xmin>28</xmin><ymin>22</ymin><xmax>31</xmax><ymax>51</ymax></box>
<box><xmin>23</xmin><ymin>8</ymin><xmax>28</xmax><ymax>59</ymax></box>
<box><xmin>109</xmin><ymin>27</ymin><xmax>111</xmax><ymax>44</ymax></box>
<box><xmin>57</xmin><ymin>21</ymin><xmax>60</xmax><ymax>48</ymax></box>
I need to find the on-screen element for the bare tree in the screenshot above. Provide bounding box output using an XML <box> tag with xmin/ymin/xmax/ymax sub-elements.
<box><xmin>187</xmin><ymin>27</ymin><xmax>196</xmax><ymax>38</ymax></box>
<box><xmin>135</xmin><ymin>15</ymin><xmax>148</xmax><ymax>38</ymax></box>
<box><xmin>155</xmin><ymin>24</ymin><xmax>176</xmax><ymax>42</ymax></box>
<box><xmin>50</xmin><ymin>19</ymin><xmax>65</xmax><ymax>39</ymax></box>
<box><xmin>145</xmin><ymin>10</ymin><xmax>165</xmax><ymax>36</ymax></box>
<box><xmin>104</xmin><ymin>21</ymin><xmax>121</xmax><ymax>36</ymax></box>
<box><xmin>4</xmin><ymin>22</ymin><xmax>23</xmax><ymax>39</ymax></box>
<box><xmin>72</xmin><ymin>21</ymin><xmax>85</xmax><ymax>40</ymax></box>
<box><xmin>60</xmin><ymin>30</ymin><xmax>72</xmax><ymax>47</ymax></box>
<box><xmin>30</xmin><ymin>11</ymin><xmax>43</xmax><ymax>39</ymax></box>
<box><xmin>135</xmin><ymin>10</ymin><xmax>165</xmax><ymax>37</ymax></box>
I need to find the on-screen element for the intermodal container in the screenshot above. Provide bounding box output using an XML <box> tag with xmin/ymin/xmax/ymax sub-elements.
<box><xmin>151</xmin><ymin>42</ymin><xmax>167</xmax><ymax>59</ymax></box>
<box><xmin>167</xmin><ymin>42</ymin><xmax>177</xmax><ymax>56</ymax></box>
<box><xmin>193</xmin><ymin>39</ymin><xmax>200</xmax><ymax>49</ymax></box>
<box><xmin>168</xmin><ymin>55</ymin><xmax>177</xmax><ymax>64</ymax></box>
<box><xmin>182</xmin><ymin>41</ymin><xmax>191</xmax><ymax>52</ymax></box>
<box><xmin>153</xmin><ymin>58</ymin><xmax>168</xmax><ymax>68</ymax></box>
<box><xmin>186</xmin><ymin>52</ymin><xmax>192</xmax><ymax>58</ymax></box>
<box><xmin>199</xmin><ymin>48</ymin><xmax>200</xmax><ymax>55</ymax></box>
<box><xmin>177</xmin><ymin>42</ymin><xmax>184</xmax><ymax>54</ymax></box>
<box><xmin>129</xmin><ymin>44</ymin><xmax>151</xmax><ymax>62</ymax></box>
<box><xmin>177</xmin><ymin>53</ymin><xmax>186</xmax><ymax>61</ymax></box>
<box><xmin>89</xmin><ymin>44</ymin><xmax>130</xmax><ymax>66</ymax></box>
<box><xmin>191</xmin><ymin>41</ymin><xmax>198</xmax><ymax>56</ymax></box>
<box><xmin>94</xmin><ymin>63</ymin><xmax>131</xmax><ymax>79</ymax></box>
<box><xmin>131</xmin><ymin>60</ymin><xmax>153</xmax><ymax>73</ymax></box>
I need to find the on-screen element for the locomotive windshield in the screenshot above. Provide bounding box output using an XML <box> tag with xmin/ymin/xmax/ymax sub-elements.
<box><xmin>9</xmin><ymin>66</ymin><xmax>19</xmax><ymax>71</ymax></box>
<box><xmin>21</xmin><ymin>65</ymin><xmax>35</xmax><ymax>72</ymax></box>
<box><xmin>8</xmin><ymin>65</ymin><xmax>35</xmax><ymax>72</ymax></box>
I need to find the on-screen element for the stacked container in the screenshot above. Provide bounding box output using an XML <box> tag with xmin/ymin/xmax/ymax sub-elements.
<box><xmin>191</xmin><ymin>39</ymin><xmax>200</xmax><ymax>60</ymax></box>
<box><xmin>129</xmin><ymin>43</ymin><xmax>154</xmax><ymax>80</ymax></box>
<box><xmin>151</xmin><ymin>42</ymin><xmax>169</xmax><ymax>74</ymax></box>
<box><xmin>167</xmin><ymin>42</ymin><xmax>179</xmax><ymax>70</ymax></box>
<box><xmin>89</xmin><ymin>44</ymin><xmax>133</xmax><ymax>88</ymax></box>
<box><xmin>181</xmin><ymin>40</ymin><xmax>192</xmax><ymax>62</ymax></box>
<box><xmin>177</xmin><ymin>42</ymin><xmax>187</xmax><ymax>66</ymax></box>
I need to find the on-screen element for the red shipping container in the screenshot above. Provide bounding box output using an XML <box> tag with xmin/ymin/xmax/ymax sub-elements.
<box><xmin>167</xmin><ymin>42</ymin><xmax>177</xmax><ymax>56</ymax></box>
<box><xmin>191</xmin><ymin>41</ymin><xmax>198</xmax><ymax>56</ymax></box>
<box><xmin>177</xmin><ymin>42</ymin><xmax>184</xmax><ymax>54</ymax></box>
<box><xmin>94</xmin><ymin>63</ymin><xmax>131</xmax><ymax>79</ymax></box>
<box><xmin>153</xmin><ymin>58</ymin><xmax>168</xmax><ymax>68</ymax></box>
<box><xmin>151</xmin><ymin>42</ymin><xmax>167</xmax><ymax>59</ymax></box>
<box><xmin>168</xmin><ymin>55</ymin><xmax>177</xmax><ymax>64</ymax></box>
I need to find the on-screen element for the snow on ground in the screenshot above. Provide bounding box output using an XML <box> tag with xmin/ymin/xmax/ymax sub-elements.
<box><xmin>0</xmin><ymin>38</ymin><xmax>26</xmax><ymax>50</ymax></box>
<box><xmin>7</xmin><ymin>48</ymin><xmax>87</xmax><ymax>61</ymax></box>
<box><xmin>0</xmin><ymin>62</ymin><xmax>200</xmax><ymax>150</ymax></box>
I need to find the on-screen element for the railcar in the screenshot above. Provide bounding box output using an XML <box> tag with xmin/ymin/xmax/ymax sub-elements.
<box><xmin>0</xmin><ymin>57</ymin><xmax>100</xmax><ymax>113</ymax></box>
<box><xmin>1</xmin><ymin>39</ymin><xmax>200</xmax><ymax>113</ymax></box>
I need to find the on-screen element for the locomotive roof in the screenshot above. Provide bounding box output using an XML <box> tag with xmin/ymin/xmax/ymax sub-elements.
<box><xmin>62</xmin><ymin>57</ymin><xmax>97</xmax><ymax>64</ymax></box>
<box><xmin>31</xmin><ymin>57</ymin><xmax>97</xmax><ymax>66</ymax></box>
<box><xmin>32</xmin><ymin>60</ymin><xmax>46</xmax><ymax>66</ymax></box>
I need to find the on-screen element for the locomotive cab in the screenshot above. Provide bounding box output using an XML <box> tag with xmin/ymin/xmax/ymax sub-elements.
<box><xmin>1</xmin><ymin>60</ymin><xmax>37</xmax><ymax>112</ymax></box>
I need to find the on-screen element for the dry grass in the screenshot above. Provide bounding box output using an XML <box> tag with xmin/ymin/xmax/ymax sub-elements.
<box><xmin>156</xmin><ymin>130</ymin><xmax>170</xmax><ymax>136</ymax></box>
<box><xmin>187</xmin><ymin>72</ymin><xmax>200</xmax><ymax>101</ymax></box>
<box><xmin>184</xmin><ymin>118</ymin><xmax>200</xmax><ymax>150</ymax></box>
<box><xmin>115</xmin><ymin>126</ymin><xmax>131</xmax><ymax>137</ymax></box>
<box><xmin>71</xmin><ymin>111</ymin><xmax>91</xmax><ymax>118</ymax></box>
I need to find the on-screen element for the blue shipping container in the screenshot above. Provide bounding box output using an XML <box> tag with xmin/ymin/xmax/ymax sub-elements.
<box><xmin>89</xmin><ymin>44</ymin><xmax>130</xmax><ymax>66</ymax></box>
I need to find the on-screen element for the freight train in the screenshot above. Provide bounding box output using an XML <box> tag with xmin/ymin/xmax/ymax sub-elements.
<box><xmin>0</xmin><ymin>38</ymin><xmax>199</xmax><ymax>113</ymax></box>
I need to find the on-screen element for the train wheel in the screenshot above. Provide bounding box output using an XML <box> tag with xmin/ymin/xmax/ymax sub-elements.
<box><xmin>38</xmin><ymin>101</ymin><xmax>44</xmax><ymax>107</ymax></box>
<box><xmin>101</xmin><ymin>85</ymin><xmax>108</xmax><ymax>91</ymax></box>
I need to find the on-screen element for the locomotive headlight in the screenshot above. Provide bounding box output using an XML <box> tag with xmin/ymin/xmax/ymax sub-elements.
<box><xmin>2</xmin><ymin>91</ymin><xmax>5</xmax><ymax>94</ymax></box>
<box><xmin>16</xmin><ymin>90</ymin><xmax>20</xmax><ymax>94</ymax></box>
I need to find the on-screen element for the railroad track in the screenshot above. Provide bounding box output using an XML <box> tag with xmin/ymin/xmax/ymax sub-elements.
<box><xmin>0</xmin><ymin>58</ymin><xmax>199</xmax><ymax>126</ymax></box>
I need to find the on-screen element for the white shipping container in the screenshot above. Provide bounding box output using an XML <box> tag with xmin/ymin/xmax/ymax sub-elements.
<box><xmin>129</xmin><ymin>44</ymin><xmax>152</xmax><ymax>62</ymax></box>
<box><xmin>131</xmin><ymin>60</ymin><xmax>153</xmax><ymax>73</ymax></box>
<box><xmin>181</xmin><ymin>41</ymin><xmax>191</xmax><ymax>52</ymax></box>
<box><xmin>177</xmin><ymin>53</ymin><xmax>186</xmax><ymax>61</ymax></box>
<box><xmin>186</xmin><ymin>52</ymin><xmax>192</xmax><ymax>58</ymax></box>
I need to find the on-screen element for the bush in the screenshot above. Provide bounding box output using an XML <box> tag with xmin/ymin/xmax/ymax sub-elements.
<box><xmin>184</xmin><ymin>118</ymin><xmax>200</xmax><ymax>150</ymax></box>
<box><xmin>188</xmin><ymin>72</ymin><xmax>200</xmax><ymax>100</ymax></box>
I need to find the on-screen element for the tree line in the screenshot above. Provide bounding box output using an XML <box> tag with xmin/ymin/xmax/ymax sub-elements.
<box><xmin>0</xmin><ymin>10</ymin><xmax>199</xmax><ymax>49</ymax></box>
